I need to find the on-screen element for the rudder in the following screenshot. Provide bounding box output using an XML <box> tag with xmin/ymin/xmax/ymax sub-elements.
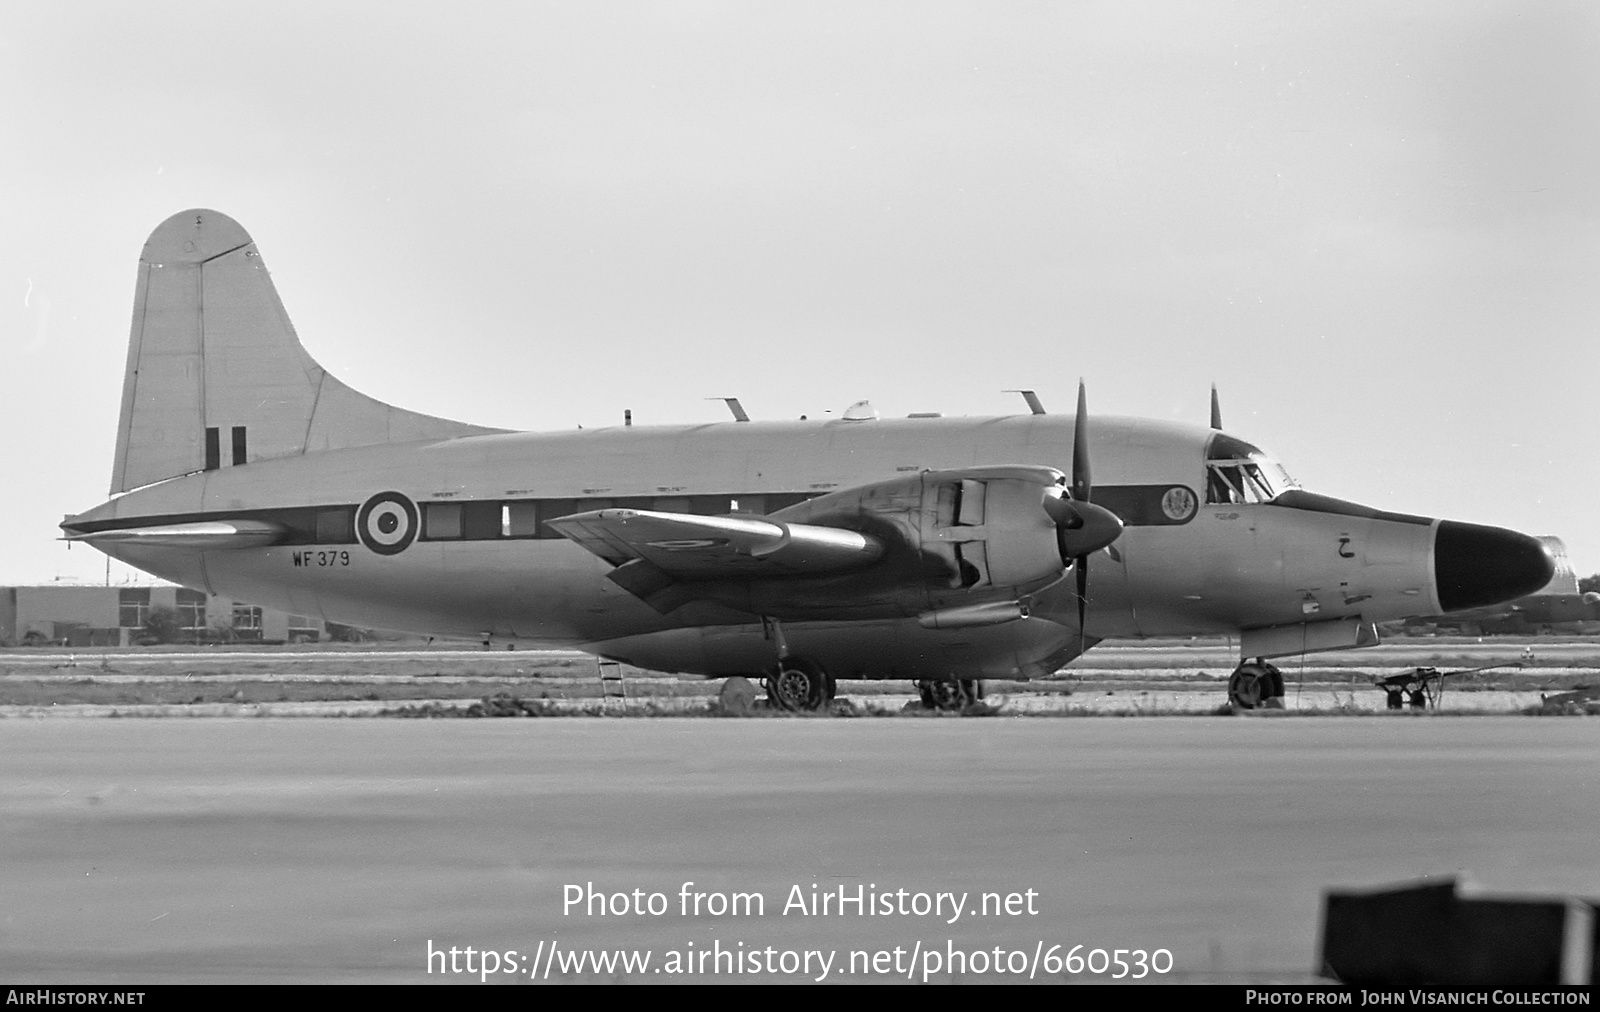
<box><xmin>110</xmin><ymin>209</ymin><xmax>501</xmax><ymax>494</ymax></box>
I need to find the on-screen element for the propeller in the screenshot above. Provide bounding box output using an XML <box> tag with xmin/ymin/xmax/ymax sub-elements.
<box><xmin>1039</xmin><ymin>380</ymin><xmax>1123</xmax><ymax>647</ymax></box>
<box><xmin>1210</xmin><ymin>383</ymin><xmax>1223</xmax><ymax>430</ymax></box>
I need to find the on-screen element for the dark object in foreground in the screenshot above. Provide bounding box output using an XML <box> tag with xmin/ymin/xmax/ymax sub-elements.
<box><xmin>1373</xmin><ymin>663</ymin><xmax>1519</xmax><ymax>710</ymax></box>
<box><xmin>1320</xmin><ymin>877</ymin><xmax>1595</xmax><ymax>985</ymax></box>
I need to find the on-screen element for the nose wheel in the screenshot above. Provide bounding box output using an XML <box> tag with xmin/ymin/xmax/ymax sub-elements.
<box><xmin>1227</xmin><ymin>659</ymin><xmax>1285</xmax><ymax>710</ymax></box>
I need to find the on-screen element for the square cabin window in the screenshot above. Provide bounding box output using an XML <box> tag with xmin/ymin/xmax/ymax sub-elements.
<box><xmin>505</xmin><ymin>502</ymin><xmax>540</xmax><ymax>538</ymax></box>
<box><xmin>424</xmin><ymin>502</ymin><xmax>463</xmax><ymax>540</ymax></box>
<box><xmin>315</xmin><ymin>508</ymin><xmax>353</xmax><ymax>544</ymax></box>
<box><xmin>462</xmin><ymin>501</ymin><xmax>501</xmax><ymax>540</ymax></box>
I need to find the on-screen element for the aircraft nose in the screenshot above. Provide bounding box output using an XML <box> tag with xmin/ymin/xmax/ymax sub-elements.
<box><xmin>1433</xmin><ymin>521</ymin><xmax>1555</xmax><ymax>612</ymax></box>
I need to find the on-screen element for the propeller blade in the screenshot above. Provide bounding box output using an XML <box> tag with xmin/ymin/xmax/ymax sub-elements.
<box><xmin>1076</xmin><ymin>554</ymin><xmax>1088</xmax><ymax>640</ymax></box>
<box><xmin>1069</xmin><ymin>380</ymin><xmax>1101</xmax><ymax>653</ymax></box>
<box><xmin>1210</xmin><ymin>384</ymin><xmax>1223</xmax><ymax>430</ymax></box>
<box><xmin>1072</xmin><ymin>380</ymin><xmax>1091</xmax><ymax>502</ymax></box>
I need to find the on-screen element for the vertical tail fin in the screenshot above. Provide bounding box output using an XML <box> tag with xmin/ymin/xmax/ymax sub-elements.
<box><xmin>111</xmin><ymin>209</ymin><xmax>502</xmax><ymax>494</ymax></box>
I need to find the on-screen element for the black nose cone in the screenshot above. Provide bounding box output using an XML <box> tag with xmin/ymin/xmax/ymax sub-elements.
<box><xmin>1434</xmin><ymin>521</ymin><xmax>1556</xmax><ymax>612</ymax></box>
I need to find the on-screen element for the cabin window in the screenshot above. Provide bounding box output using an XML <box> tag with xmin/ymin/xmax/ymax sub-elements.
<box><xmin>423</xmin><ymin>502</ymin><xmax>463</xmax><ymax>540</ymax></box>
<box><xmin>505</xmin><ymin>502</ymin><xmax>540</xmax><ymax>537</ymax></box>
<box><xmin>396</xmin><ymin>492</ymin><xmax>824</xmax><ymax>541</ymax></box>
<box><xmin>462</xmin><ymin>501</ymin><xmax>501</xmax><ymax>540</ymax></box>
<box><xmin>315</xmin><ymin>508</ymin><xmax>354</xmax><ymax>544</ymax></box>
<box><xmin>262</xmin><ymin>508</ymin><xmax>315</xmax><ymax>544</ymax></box>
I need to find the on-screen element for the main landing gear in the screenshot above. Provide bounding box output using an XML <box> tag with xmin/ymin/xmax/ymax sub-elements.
<box><xmin>1227</xmin><ymin>658</ymin><xmax>1286</xmax><ymax>710</ymax></box>
<box><xmin>914</xmin><ymin>679</ymin><xmax>984</xmax><ymax>711</ymax></box>
<box><xmin>764</xmin><ymin>658</ymin><xmax>836</xmax><ymax>712</ymax></box>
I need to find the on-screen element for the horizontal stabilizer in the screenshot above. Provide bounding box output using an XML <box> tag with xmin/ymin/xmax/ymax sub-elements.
<box><xmin>64</xmin><ymin>520</ymin><xmax>285</xmax><ymax>550</ymax></box>
<box><xmin>548</xmin><ymin>509</ymin><xmax>883</xmax><ymax>579</ymax></box>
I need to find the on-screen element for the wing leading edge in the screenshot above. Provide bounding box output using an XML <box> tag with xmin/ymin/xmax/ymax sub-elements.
<box><xmin>547</xmin><ymin>509</ymin><xmax>883</xmax><ymax>577</ymax></box>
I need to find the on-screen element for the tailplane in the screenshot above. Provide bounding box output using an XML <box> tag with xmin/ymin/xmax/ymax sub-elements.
<box><xmin>110</xmin><ymin>209</ymin><xmax>502</xmax><ymax>494</ymax></box>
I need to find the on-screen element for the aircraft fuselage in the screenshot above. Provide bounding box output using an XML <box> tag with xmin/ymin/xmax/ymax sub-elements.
<box><xmin>68</xmin><ymin>412</ymin><xmax>1500</xmax><ymax>680</ymax></box>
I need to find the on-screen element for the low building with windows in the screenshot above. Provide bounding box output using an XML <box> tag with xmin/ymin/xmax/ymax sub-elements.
<box><xmin>0</xmin><ymin>585</ymin><xmax>329</xmax><ymax>647</ymax></box>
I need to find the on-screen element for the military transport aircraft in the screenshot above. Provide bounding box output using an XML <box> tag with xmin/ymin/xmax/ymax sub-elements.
<box><xmin>62</xmin><ymin>209</ymin><xmax>1555</xmax><ymax>711</ymax></box>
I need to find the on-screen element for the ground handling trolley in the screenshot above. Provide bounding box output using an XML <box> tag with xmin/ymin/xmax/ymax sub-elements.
<box><xmin>1372</xmin><ymin>663</ymin><xmax>1519</xmax><ymax>711</ymax></box>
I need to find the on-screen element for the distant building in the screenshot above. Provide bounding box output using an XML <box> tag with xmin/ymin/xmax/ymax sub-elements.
<box><xmin>0</xmin><ymin>585</ymin><xmax>328</xmax><ymax>647</ymax></box>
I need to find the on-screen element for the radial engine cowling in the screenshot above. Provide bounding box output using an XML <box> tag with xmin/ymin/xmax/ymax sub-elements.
<box><xmin>777</xmin><ymin>465</ymin><xmax>1119</xmax><ymax>597</ymax></box>
<box><xmin>926</xmin><ymin>471</ymin><xmax>1074</xmax><ymax>591</ymax></box>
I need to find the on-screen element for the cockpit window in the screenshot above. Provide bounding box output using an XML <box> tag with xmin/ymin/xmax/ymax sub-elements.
<box><xmin>1204</xmin><ymin>433</ymin><xmax>1299</xmax><ymax>505</ymax></box>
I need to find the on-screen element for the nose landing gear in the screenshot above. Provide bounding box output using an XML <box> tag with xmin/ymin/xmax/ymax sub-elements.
<box><xmin>1227</xmin><ymin>659</ymin><xmax>1285</xmax><ymax>710</ymax></box>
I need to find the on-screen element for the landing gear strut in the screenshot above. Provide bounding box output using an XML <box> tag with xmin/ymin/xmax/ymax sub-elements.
<box><xmin>1227</xmin><ymin>658</ymin><xmax>1285</xmax><ymax>710</ymax></box>
<box><xmin>914</xmin><ymin>679</ymin><xmax>984</xmax><ymax>711</ymax></box>
<box><xmin>765</xmin><ymin>658</ymin><xmax>835</xmax><ymax>712</ymax></box>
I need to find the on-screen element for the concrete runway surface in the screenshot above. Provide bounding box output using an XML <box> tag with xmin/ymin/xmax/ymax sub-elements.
<box><xmin>2</xmin><ymin>719</ymin><xmax>1595</xmax><ymax>983</ymax></box>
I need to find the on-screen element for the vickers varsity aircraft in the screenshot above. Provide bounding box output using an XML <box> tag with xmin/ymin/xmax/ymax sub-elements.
<box><xmin>62</xmin><ymin>209</ymin><xmax>1555</xmax><ymax>710</ymax></box>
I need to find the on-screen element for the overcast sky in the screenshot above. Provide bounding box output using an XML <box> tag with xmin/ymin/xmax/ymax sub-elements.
<box><xmin>3</xmin><ymin>1</ymin><xmax>1596</xmax><ymax>586</ymax></box>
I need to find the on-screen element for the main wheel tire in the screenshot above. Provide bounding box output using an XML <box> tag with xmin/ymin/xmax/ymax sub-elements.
<box><xmin>920</xmin><ymin>680</ymin><xmax>972</xmax><ymax>711</ymax></box>
<box><xmin>1228</xmin><ymin>661</ymin><xmax>1279</xmax><ymax>710</ymax></box>
<box><xmin>1263</xmin><ymin>668</ymin><xmax>1286</xmax><ymax>708</ymax></box>
<box><xmin>768</xmin><ymin>660</ymin><xmax>827</xmax><ymax>711</ymax></box>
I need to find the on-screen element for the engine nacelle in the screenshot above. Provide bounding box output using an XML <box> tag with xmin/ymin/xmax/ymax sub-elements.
<box><xmin>777</xmin><ymin>465</ymin><xmax>1072</xmax><ymax>596</ymax></box>
<box><xmin>923</xmin><ymin>472</ymin><xmax>1068</xmax><ymax>591</ymax></box>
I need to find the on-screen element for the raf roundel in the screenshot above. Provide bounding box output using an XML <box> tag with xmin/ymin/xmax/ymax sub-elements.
<box><xmin>357</xmin><ymin>492</ymin><xmax>418</xmax><ymax>555</ymax></box>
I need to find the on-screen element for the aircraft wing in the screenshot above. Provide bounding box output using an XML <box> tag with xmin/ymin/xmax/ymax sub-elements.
<box><xmin>547</xmin><ymin>509</ymin><xmax>883</xmax><ymax>578</ymax></box>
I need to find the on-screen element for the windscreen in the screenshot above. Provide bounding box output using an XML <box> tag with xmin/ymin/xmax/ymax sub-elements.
<box><xmin>1204</xmin><ymin>433</ymin><xmax>1299</xmax><ymax>505</ymax></box>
